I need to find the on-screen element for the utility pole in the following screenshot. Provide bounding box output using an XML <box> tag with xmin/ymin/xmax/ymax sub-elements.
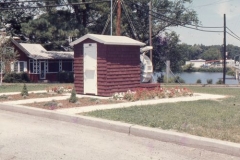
<box><xmin>116</xmin><ymin>0</ymin><xmax>121</xmax><ymax>36</ymax></box>
<box><xmin>149</xmin><ymin>1</ymin><xmax>152</xmax><ymax>63</ymax></box>
<box><xmin>223</xmin><ymin>14</ymin><xmax>226</xmax><ymax>84</ymax></box>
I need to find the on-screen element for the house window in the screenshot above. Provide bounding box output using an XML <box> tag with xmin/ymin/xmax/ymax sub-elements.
<box><xmin>29</xmin><ymin>59</ymin><xmax>38</xmax><ymax>74</ymax></box>
<box><xmin>48</xmin><ymin>60</ymin><xmax>59</xmax><ymax>73</ymax></box>
<box><xmin>12</xmin><ymin>61</ymin><xmax>27</xmax><ymax>73</ymax></box>
<box><xmin>62</xmin><ymin>60</ymin><xmax>73</xmax><ymax>72</ymax></box>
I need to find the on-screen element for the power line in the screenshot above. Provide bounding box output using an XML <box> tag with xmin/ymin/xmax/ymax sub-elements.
<box><xmin>192</xmin><ymin>0</ymin><xmax>234</xmax><ymax>8</ymax></box>
<box><xmin>226</xmin><ymin>27</ymin><xmax>240</xmax><ymax>39</ymax></box>
<box><xmin>150</xmin><ymin>9</ymin><xmax>223</xmax><ymax>29</ymax></box>
<box><xmin>227</xmin><ymin>31</ymin><xmax>240</xmax><ymax>41</ymax></box>
<box><xmin>128</xmin><ymin>0</ymin><xmax>223</xmax><ymax>30</ymax></box>
<box><xmin>0</xmin><ymin>0</ymin><xmax>55</xmax><ymax>4</ymax></box>
<box><xmin>121</xmin><ymin>0</ymin><xmax>138</xmax><ymax>39</ymax></box>
<box><xmin>0</xmin><ymin>0</ymin><xmax>111</xmax><ymax>10</ymax></box>
<box><xmin>148</xmin><ymin>12</ymin><xmax>223</xmax><ymax>33</ymax></box>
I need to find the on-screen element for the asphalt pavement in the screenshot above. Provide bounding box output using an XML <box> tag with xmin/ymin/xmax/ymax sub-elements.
<box><xmin>0</xmin><ymin>91</ymin><xmax>240</xmax><ymax>158</ymax></box>
<box><xmin>1</xmin><ymin>110</ymin><xmax>238</xmax><ymax>160</ymax></box>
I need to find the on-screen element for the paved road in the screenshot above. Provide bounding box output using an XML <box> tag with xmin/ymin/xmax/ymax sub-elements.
<box><xmin>0</xmin><ymin>110</ymin><xmax>238</xmax><ymax>160</ymax></box>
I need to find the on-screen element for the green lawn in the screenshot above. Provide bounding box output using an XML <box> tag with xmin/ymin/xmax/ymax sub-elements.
<box><xmin>0</xmin><ymin>83</ymin><xmax>73</xmax><ymax>93</ymax></box>
<box><xmin>84</xmin><ymin>86</ymin><xmax>240</xmax><ymax>143</ymax></box>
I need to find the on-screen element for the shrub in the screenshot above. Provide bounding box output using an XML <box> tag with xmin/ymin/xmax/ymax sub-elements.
<box><xmin>226</xmin><ymin>69</ymin><xmax>235</xmax><ymax>77</ymax></box>
<box><xmin>157</xmin><ymin>74</ymin><xmax>164</xmax><ymax>83</ymax></box>
<box><xmin>174</xmin><ymin>76</ymin><xmax>185</xmax><ymax>83</ymax></box>
<box><xmin>207</xmin><ymin>79</ymin><xmax>213</xmax><ymax>84</ymax></box>
<box><xmin>182</xmin><ymin>63</ymin><xmax>196</xmax><ymax>72</ymax></box>
<box><xmin>163</xmin><ymin>76</ymin><xmax>185</xmax><ymax>83</ymax></box>
<box><xmin>58</xmin><ymin>71</ymin><xmax>74</xmax><ymax>83</ymax></box>
<box><xmin>196</xmin><ymin>79</ymin><xmax>202</xmax><ymax>84</ymax></box>
<box><xmin>216</xmin><ymin>79</ymin><xmax>223</xmax><ymax>84</ymax></box>
<box><xmin>69</xmin><ymin>87</ymin><xmax>78</xmax><ymax>103</ymax></box>
<box><xmin>44</xmin><ymin>100</ymin><xmax>58</xmax><ymax>109</ymax></box>
<box><xmin>21</xmin><ymin>83</ymin><xmax>29</xmax><ymax>96</ymax></box>
<box><xmin>0</xmin><ymin>94</ymin><xmax>8</xmax><ymax>99</ymax></box>
<box><xmin>3</xmin><ymin>72</ymin><xmax>30</xmax><ymax>83</ymax></box>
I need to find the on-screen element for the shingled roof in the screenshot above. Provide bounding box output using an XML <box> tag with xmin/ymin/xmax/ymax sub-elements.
<box><xmin>70</xmin><ymin>34</ymin><xmax>145</xmax><ymax>46</ymax></box>
<box><xmin>11</xmin><ymin>39</ymin><xmax>73</xmax><ymax>59</ymax></box>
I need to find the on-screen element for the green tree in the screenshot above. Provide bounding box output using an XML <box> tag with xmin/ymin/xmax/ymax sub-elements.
<box><xmin>0</xmin><ymin>35</ymin><xmax>19</xmax><ymax>73</ymax></box>
<box><xmin>21</xmin><ymin>83</ymin><xmax>29</xmax><ymax>96</ymax></box>
<box><xmin>19</xmin><ymin>0</ymin><xmax>198</xmax><ymax>50</ymax></box>
<box><xmin>200</xmin><ymin>47</ymin><xmax>221</xmax><ymax>61</ymax></box>
<box><xmin>153</xmin><ymin>31</ymin><xmax>184</xmax><ymax>72</ymax></box>
<box><xmin>182</xmin><ymin>63</ymin><xmax>195</xmax><ymax>72</ymax></box>
<box><xmin>0</xmin><ymin>0</ymin><xmax>40</xmax><ymax>37</ymax></box>
<box><xmin>21</xmin><ymin>10</ymin><xmax>81</xmax><ymax>50</ymax></box>
<box><xmin>69</xmin><ymin>87</ymin><xmax>78</xmax><ymax>103</ymax></box>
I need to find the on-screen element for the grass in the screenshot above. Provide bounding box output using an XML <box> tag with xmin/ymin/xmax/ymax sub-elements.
<box><xmin>0</xmin><ymin>83</ymin><xmax>73</xmax><ymax>93</ymax></box>
<box><xmin>84</xmin><ymin>86</ymin><xmax>240</xmax><ymax>143</ymax></box>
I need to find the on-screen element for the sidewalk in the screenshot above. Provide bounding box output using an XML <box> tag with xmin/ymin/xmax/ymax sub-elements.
<box><xmin>0</xmin><ymin>92</ymin><xmax>240</xmax><ymax>157</ymax></box>
<box><xmin>57</xmin><ymin>93</ymin><xmax>226</xmax><ymax>114</ymax></box>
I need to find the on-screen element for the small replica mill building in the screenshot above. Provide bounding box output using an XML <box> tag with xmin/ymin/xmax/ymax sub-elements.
<box><xmin>70</xmin><ymin>34</ymin><xmax>154</xmax><ymax>96</ymax></box>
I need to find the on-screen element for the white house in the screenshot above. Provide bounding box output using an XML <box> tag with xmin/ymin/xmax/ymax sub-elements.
<box><xmin>185</xmin><ymin>59</ymin><xmax>206</xmax><ymax>68</ymax></box>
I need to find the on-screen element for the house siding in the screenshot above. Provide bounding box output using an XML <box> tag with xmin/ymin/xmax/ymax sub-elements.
<box><xmin>74</xmin><ymin>39</ymin><xmax>142</xmax><ymax>96</ymax></box>
<box><xmin>12</xmin><ymin>41</ymin><xmax>73</xmax><ymax>83</ymax></box>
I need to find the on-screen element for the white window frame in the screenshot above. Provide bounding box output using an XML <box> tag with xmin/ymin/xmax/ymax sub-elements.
<box><xmin>11</xmin><ymin>61</ymin><xmax>27</xmax><ymax>73</ymax></box>
<box><xmin>29</xmin><ymin>59</ymin><xmax>39</xmax><ymax>74</ymax></box>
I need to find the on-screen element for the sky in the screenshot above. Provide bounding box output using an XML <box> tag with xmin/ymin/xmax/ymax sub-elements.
<box><xmin>169</xmin><ymin>0</ymin><xmax>240</xmax><ymax>47</ymax></box>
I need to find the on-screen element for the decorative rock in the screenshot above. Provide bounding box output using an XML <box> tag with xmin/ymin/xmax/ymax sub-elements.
<box><xmin>7</xmin><ymin>96</ymin><xmax>13</xmax><ymax>100</ymax></box>
<box><xmin>154</xmin><ymin>96</ymin><xmax>159</xmax><ymax>100</ymax></box>
<box><xmin>57</xmin><ymin>103</ymin><xmax>63</xmax><ymax>107</ymax></box>
<box><xmin>39</xmin><ymin>94</ymin><xmax>44</xmax><ymax>97</ymax></box>
<box><xmin>95</xmin><ymin>100</ymin><xmax>101</xmax><ymax>104</ymax></box>
<box><xmin>76</xmin><ymin>101</ymin><xmax>81</xmax><ymax>105</ymax></box>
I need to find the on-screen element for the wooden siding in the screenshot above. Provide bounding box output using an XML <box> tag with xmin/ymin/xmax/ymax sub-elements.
<box><xmin>28</xmin><ymin>73</ymin><xmax>59</xmax><ymax>82</ymax></box>
<box><xmin>73</xmin><ymin>39</ymin><xmax>84</xmax><ymax>94</ymax></box>
<box><xmin>73</xmin><ymin>38</ymin><xmax>158</xmax><ymax>96</ymax></box>
<box><xmin>29</xmin><ymin>74</ymin><xmax>39</xmax><ymax>82</ymax></box>
<box><xmin>101</xmin><ymin>45</ymin><xmax>140</xmax><ymax>96</ymax></box>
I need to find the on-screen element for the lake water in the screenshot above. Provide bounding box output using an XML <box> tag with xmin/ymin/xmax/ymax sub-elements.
<box><xmin>153</xmin><ymin>72</ymin><xmax>239</xmax><ymax>85</ymax></box>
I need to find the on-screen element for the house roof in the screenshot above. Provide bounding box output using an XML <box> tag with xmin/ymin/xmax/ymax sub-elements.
<box><xmin>70</xmin><ymin>34</ymin><xmax>145</xmax><ymax>47</ymax></box>
<box><xmin>189</xmin><ymin>59</ymin><xmax>206</xmax><ymax>62</ymax></box>
<box><xmin>18</xmin><ymin>43</ymin><xmax>73</xmax><ymax>60</ymax></box>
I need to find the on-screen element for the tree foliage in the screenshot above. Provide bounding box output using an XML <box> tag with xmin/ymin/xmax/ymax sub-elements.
<box><xmin>153</xmin><ymin>31</ymin><xmax>183</xmax><ymax>72</ymax></box>
<box><xmin>21</xmin><ymin>10</ymin><xmax>81</xmax><ymax>50</ymax></box>
<box><xmin>1</xmin><ymin>0</ymin><xmax>199</xmax><ymax>71</ymax></box>
<box><xmin>178</xmin><ymin>44</ymin><xmax>240</xmax><ymax>62</ymax></box>
<box><xmin>0</xmin><ymin>35</ymin><xmax>19</xmax><ymax>73</ymax></box>
<box><xmin>200</xmin><ymin>47</ymin><xmax>221</xmax><ymax>61</ymax></box>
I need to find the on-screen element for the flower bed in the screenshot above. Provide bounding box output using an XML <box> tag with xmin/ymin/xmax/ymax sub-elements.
<box><xmin>113</xmin><ymin>87</ymin><xmax>193</xmax><ymax>101</ymax></box>
<box><xmin>46</xmin><ymin>86</ymin><xmax>73</xmax><ymax>94</ymax></box>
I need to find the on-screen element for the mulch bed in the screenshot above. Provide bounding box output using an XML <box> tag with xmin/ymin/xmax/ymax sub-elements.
<box><xmin>26</xmin><ymin>97</ymin><xmax>123</xmax><ymax>110</ymax></box>
<box><xmin>0</xmin><ymin>92</ymin><xmax>65</xmax><ymax>102</ymax></box>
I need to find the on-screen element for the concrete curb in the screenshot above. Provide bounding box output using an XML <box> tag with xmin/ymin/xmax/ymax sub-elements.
<box><xmin>1</xmin><ymin>103</ymin><xmax>240</xmax><ymax>157</ymax></box>
<box><xmin>130</xmin><ymin>125</ymin><xmax>240</xmax><ymax>157</ymax></box>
